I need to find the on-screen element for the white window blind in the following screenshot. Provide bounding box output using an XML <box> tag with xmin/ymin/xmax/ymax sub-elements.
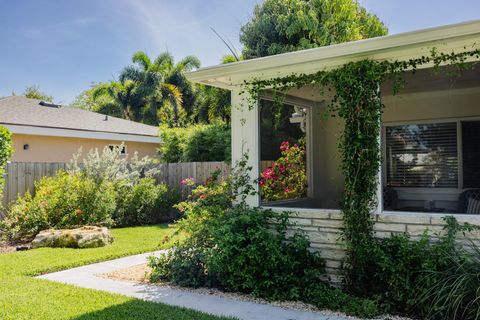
<box><xmin>385</xmin><ymin>122</ymin><xmax>458</xmax><ymax>188</ymax></box>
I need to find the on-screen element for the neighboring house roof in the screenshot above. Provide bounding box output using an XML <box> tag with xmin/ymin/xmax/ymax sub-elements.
<box><xmin>187</xmin><ymin>20</ymin><xmax>480</xmax><ymax>88</ymax></box>
<box><xmin>0</xmin><ymin>96</ymin><xmax>160</xmax><ymax>143</ymax></box>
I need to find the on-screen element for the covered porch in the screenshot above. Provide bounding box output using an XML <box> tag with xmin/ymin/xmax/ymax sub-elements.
<box><xmin>187</xmin><ymin>20</ymin><xmax>480</xmax><ymax>219</ymax></box>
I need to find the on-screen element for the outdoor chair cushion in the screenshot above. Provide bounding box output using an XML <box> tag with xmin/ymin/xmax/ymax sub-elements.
<box><xmin>466</xmin><ymin>196</ymin><xmax>480</xmax><ymax>214</ymax></box>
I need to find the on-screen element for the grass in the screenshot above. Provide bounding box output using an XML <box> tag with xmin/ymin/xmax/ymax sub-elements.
<box><xmin>0</xmin><ymin>224</ymin><xmax>234</xmax><ymax>320</ymax></box>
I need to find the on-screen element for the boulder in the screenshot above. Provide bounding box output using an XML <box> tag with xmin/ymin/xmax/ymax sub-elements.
<box><xmin>31</xmin><ymin>226</ymin><xmax>113</xmax><ymax>249</ymax></box>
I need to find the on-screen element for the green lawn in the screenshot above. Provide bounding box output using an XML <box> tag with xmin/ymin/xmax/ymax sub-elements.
<box><xmin>0</xmin><ymin>225</ymin><xmax>234</xmax><ymax>320</ymax></box>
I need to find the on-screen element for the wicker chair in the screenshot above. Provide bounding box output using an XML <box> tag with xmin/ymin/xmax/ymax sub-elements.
<box><xmin>383</xmin><ymin>187</ymin><xmax>399</xmax><ymax>211</ymax></box>
<box><xmin>457</xmin><ymin>189</ymin><xmax>480</xmax><ymax>213</ymax></box>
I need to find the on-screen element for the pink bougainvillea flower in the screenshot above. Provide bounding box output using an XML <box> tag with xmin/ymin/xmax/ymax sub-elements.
<box><xmin>284</xmin><ymin>187</ymin><xmax>290</xmax><ymax>193</ymax></box>
<box><xmin>261</xmin><ymin>168</ymin><xmax>275</xmax><ymax>180</ymax></box>
<box><xmin>280</xmin><ymin>141</ymin><xmax>290</xmax><ymax>151</ymax></box>
<box><xmin>181</xmin><ymin>177</ymin><xmax>196</xmax><ymax>186</ymax></box>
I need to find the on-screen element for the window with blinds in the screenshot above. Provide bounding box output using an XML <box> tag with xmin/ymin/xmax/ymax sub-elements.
<box><xmin>385</xmin><ymin>122</ymin><xmax>458</xmax><ymax>188</ymax></box>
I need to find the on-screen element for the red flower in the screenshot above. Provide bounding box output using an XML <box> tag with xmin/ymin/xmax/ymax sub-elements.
<box><xmin>280</xmin><ymin>141</ymin><xmax>290</xmax><ymax>151</ymax></box>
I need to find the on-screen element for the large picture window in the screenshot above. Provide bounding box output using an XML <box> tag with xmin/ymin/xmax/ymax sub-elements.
<box><xmin>385</xmin><ymin>122</ymin><xmax>458</xmax><ymax>188</ymax></box>
<box><xmin>383</xmin><ymin>120</ymin><xmax>480</xmax><ymax>214</ymax></box>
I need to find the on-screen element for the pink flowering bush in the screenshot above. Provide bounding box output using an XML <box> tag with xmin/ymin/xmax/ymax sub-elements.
<box><xmin>260</xmin><ymin>140</ymin><xmax>307</xmax><ymax>201</ymax></box>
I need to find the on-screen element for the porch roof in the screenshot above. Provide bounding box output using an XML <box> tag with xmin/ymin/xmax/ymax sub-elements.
<box><xmin>186</xmin><ymin>20</ymin><xmax>480</xmax><ymax>89</ymax></box>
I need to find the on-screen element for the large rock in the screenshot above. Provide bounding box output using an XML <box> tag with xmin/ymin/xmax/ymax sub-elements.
<box><xmin>31</xmin><ymin>226</ymin><xmax>114</xmax><ymax>249</ymax></box>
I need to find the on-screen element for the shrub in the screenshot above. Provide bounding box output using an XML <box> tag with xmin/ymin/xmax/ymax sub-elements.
<box><xmin>417</xmin><ymin>240</ymin><xmax>480</xmax><ymax>320</ymax></box>
<box><xmin>304</xmin><ymin>282</ymin><xmax>379</xmax><ymax>319</ymax></box>
<box><xmin>260</xmin><ymin>140</ymin><xmax>307</xmax><ymax>201</ymax></box>
<box><xmin>347</xmin><ymin>216</ymin><xmax>480</xmax><ymax>318</ymax></box>
<box><xmin>159</xmin><ymin>124</ymin><xmax>231</xmax><ymax>163</ymax></box>
<box><xmin>208</xmin><ymin>206</ymin><xmax>324</xmax><ymax>301</ymax></box>
<box><xmin>148</xmin><ymin>160</ymin><xmax>379</xmax><ymax>318</ymax></box>
<box><xmin>68</xmin><ymin>145</ymin><xmax>159</xmax><ymax>185</ymax></box>
<box><xmin>1</xmin><ymin>172</ymin><xmax>116</xmax><ymax>241</ymax></box>
<box><xmin>114</xmin><ymin>178</ymin><xmax>179</xmax><ymax>226</ymax></box>
<box><xmin>0</xmin><ymin>126</ymin><xmax>13</xmax><ymax>205</ymax></box>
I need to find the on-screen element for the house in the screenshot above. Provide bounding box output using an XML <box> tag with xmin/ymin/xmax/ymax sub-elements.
<box><xmin>0</xmin><ymin>96</ymin><xmax>160</xmax><ymax>162</ymax></box>
<box><xmin>187</xmin><ymin>20</ymin><xmax>480</xmax><ymax>282</ymax></box>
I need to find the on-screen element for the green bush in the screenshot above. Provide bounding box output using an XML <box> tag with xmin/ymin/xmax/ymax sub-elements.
<box><xmin>0</xmin><ymin>126</ymin><xmax>13</xmax><ymax>205</ymax></box>
<box><xmin>304</xmin><ymin>283</ymin><xmax>378</xmax><ymax>319</ymax></box>
<box><xmin>208</xmin><ymin>206</ymin><xmax>325</xmax><ymax>301</ymax></box>
<box><xmin>149</xmin><ymin>206</ymin><xmax>325</xmax><ymax>301</ymax></box>
<box><xmin>417</xmin><ymin>240</ymin><xmax>480</xmax><ymax>320</ymax></box>
<box><xmin>1</xmin><ymin>172</ymin><xmax>116</xmax><ymax>241</ymax></box>
<box><xmin>347</xmin><ymin>216</ymin><xmax>480</xmax><ymax>318</ymax></box>
<box><xmin>114</xmin><ymin>178</ymin><xmax>180</xmax><ymax>226</ymax></box>
<box><xmin>148</xmin><ymin>162</ymin><xmax>379</xmax><ymax>318</ymax></box>
<box><xmin>159</xmin><ymin>123</ymin><xmax>231</xmax><ymax>163</ymax></box>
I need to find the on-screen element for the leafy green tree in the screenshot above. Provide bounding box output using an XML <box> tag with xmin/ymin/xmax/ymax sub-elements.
<box><xmin>120</xmin><ymin>51</ymin><xmax>200</xmax><ymax>126</ymax></box>
<box><xmin>21</xmin><ymin>85</ymin><xmax>54</xmax><ymax>102</ymax></box>
<box><xmin>91</xmin><ymin>80</ymin><xmax>143</xmax><ymax>121</ymax></box>
<box><xmin>71</xmin><ymin>84</ymin><xmax>123</xmax><ymax>118</ymax></box>
<box><xmin>240</xmin><ymin>0</ymin><xmax>388</xmax><ymax>59</ymax></box>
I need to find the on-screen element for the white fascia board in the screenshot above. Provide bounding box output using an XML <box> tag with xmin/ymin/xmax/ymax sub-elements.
<box><xmin>3</xmin><ymin>124</ymin><xmax>160</xmax><ymax>144</ymax></box>
<box><xmin>186</xmin><ymin>19</ymin><xmax>480</xmax><ymax>88</ymax></box>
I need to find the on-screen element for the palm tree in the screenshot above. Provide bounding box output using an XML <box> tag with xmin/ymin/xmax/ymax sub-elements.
<box><xmin>119</xmin><ymin>51</ymin><xmax>200</xmax><ymax>126</ymax></box>
<box><xmin>91</xmin><ymin>80</ymin><xmax>143</xmax><ymax>121</ymax></box>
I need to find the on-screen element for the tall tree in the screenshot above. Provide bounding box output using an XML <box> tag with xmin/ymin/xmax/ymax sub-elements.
<box><xmin>21</xmin><ymin>85</ymin><xmax>54</xmax><ymax>102</ymax></box>
<box><xmin>240</xmin><ymin>0</ymin><xmax>388</xmax><ymax>59</ymax></box>
<box><xmin>120</xmin><ymin>51</ymin><xmax>200</xmax><ymax>126</ymax></box>
<box><xmin>91</xmin><ymin>80</ymin><xmax>143</xmax><ymax>121</ymax></box>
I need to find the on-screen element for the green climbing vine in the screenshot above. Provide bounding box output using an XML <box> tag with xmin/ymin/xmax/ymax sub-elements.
<box><xmin>242</xmin><ymin>46</ymin><xmax>480</xmax><ymax>289</ymax></box>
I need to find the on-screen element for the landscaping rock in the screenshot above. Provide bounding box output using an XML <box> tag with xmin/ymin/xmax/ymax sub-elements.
<box><xmin>31</xmin><ymin>226</ymin><xmax>113</xmax><ymax>249</ymax></box>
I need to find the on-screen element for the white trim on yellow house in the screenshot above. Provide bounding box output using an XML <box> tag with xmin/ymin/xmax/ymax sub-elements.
<box><xmin>3</xmin><ymin>124</ymin><xmax>160</xmax><ymax>144</ymax></box>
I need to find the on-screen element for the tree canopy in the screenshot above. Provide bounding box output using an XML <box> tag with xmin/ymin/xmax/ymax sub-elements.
<box><xmin>21</xmin><ymin>85</ymin><xmax>54</xmax><ymax>102</ymax></box>
<box><xmin>240</xmin><ymin>0</ymin><xmax>388</xmax><ymax>59</ymax></box>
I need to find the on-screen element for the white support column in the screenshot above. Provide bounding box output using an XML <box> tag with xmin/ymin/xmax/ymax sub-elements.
<box><xmin>231</xmin><ymin>86</ymin><xmax>260</xmax><ymax>207</ymax></box>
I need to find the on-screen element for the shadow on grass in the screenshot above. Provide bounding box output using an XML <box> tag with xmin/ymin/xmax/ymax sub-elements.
<box><xmin>72</xmin><ymin>299</ymin><xmax>236</xmax><ymax>320</ymax></box>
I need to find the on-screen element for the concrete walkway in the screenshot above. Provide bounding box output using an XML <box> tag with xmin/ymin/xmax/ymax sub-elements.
<box><xmin>37</xmin><ymin>251</ymin><xmax>351</xmax><ymax>320</ymax></box>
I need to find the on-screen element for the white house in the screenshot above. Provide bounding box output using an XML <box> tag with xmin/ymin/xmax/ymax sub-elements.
<box><xmin>187</xmin><ymin>20</ymin><xmax>480</xmax><ymax>281</ymax></box>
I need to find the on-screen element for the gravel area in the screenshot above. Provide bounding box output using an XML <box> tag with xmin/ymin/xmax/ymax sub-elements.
<box><xmin>100</xmin><ymin>263</ymin><xmax>413</xmax><ymax>320</ymax></box>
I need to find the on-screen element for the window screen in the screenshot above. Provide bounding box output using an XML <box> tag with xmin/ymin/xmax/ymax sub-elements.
<box><xmin>385</xmin><ymin>122</ymin><xmax>458</xmax><ymax>188</ymax></box>
<box><xmin>462</xmin><ymin>121</ymin><xmax>480</xmax><ymax>188</ymax></box>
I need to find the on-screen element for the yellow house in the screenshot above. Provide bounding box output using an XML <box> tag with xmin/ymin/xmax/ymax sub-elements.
<box><xmin>0</xmin><ymin>96</ymin><xmax>160</xmax><ymax>162</ymax></box>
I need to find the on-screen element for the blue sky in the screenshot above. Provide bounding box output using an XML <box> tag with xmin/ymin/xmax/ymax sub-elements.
<box><xmin>1</xmin><ymin>0</ymin><xmax>480</xmax><ymax>104</ymax></box>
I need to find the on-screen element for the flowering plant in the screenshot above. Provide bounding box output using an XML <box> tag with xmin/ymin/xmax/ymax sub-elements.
<box><xmin>260</xmin><ymin>140</ymin><xmax>307</xmax><ymax>201</ymax></box>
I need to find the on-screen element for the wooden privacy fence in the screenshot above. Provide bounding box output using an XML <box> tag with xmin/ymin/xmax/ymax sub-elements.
<box><xmin>2</xmin><ymin>161</ymin><xmax>231</xmax><ymax>208</ymax></box>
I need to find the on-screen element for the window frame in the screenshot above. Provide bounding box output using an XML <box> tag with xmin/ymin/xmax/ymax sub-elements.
<box><xmin>108</xmin><ymin>144</ymin><xmax>128</xmax><ymax>156</ymax></box>
<box><xmin>380</xmin><ymin>116</ymin><xmax>480</xmax><ymax>214</ymax></box>
<box><xmin>257</xmin><ymin>94</ymin><xmax>318</xmax><ymax>207</ymax></box>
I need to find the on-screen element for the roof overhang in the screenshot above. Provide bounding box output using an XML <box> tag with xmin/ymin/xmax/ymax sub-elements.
<box><xmin>3</xmin><ymin>124</ymin><xmax>160</xmax><ymax>144</ymax></box>
<box><xmin>186</xmin><ymin>20</ymin><xmax>480</xmax><ymax>89</ymax></box>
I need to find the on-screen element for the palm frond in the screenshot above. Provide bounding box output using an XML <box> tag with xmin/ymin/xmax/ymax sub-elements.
<box><xmin>161</xmin><ymin>83</ymin><xmax>183</xmax><ymax>106</ymax></box>
<box><xmin>154</xmin><ymin>52</ymin><xmax>174</xmax><ymax>68</ymax></box>
<box><xmin>119</xmin><ymin>65</ymin><xmax>144</xmax><ymax>83</ymax></box>
<box><xmin>178</xmin><ymin>55</ymin><xmax>201</xmax><ymax>72</ymax></box>
<box><xmin>131</xmin><ymin>51</ymin><xmax>151</xmax><ymax>70</ymax></box>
